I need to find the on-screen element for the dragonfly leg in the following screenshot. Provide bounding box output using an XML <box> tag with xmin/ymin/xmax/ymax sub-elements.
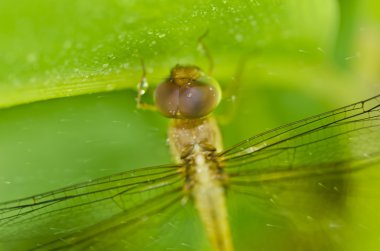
<box><xmin>197</xmin><ymin>30</ymin><xmax>214</xmax><ymax>76</ymax></box>
<box><xmin>135</xmin><ymin>59</ymin><xmax>157</xmax><ymax>111</ymax></box>
<box><xmin>217</xmin><ymin>57</ymin><xmax>247</xmax><ymax>125</ymax></box>
<box><xmin>197</xmin><ymin>30</ymin><xmax>244</xmax><ymax>124</ymax></box>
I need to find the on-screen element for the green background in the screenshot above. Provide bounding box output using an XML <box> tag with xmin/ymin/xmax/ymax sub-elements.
<box><xmin>1</xmin><ymin>0</ymin><xmax>380</xmax><ymax>250</ymax></box>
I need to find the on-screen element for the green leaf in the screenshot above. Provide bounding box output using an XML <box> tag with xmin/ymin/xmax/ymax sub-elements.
<box><xmin>0</xmin><ymin>0</ymin><xmax>342</xmax><ymax>108</ymax></box>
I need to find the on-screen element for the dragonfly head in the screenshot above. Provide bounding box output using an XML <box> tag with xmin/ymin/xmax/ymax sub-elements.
<box><xmin>154</xmin><ymin>65</ymin><xmax>222</xmax><ymax>119</ymax></box>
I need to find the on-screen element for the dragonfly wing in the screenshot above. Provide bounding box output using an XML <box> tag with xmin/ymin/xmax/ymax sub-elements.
<box><xmin>0</xmin><ymin>164</ymin><xmax>188</xmax><ymax>251</ymax></box>
<box><xmin>221</xmin><ymin>95</ymin><xmax>380</xmax><ymax>251</ymax></box>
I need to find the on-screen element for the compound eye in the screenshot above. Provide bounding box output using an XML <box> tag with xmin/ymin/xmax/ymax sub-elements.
<box><xmin>154</xmin><ymin>66</ymin><xmax>222</xmax><ymax>119</ymax></box>
<box><xmin>154</xmin><ymin>80</ymin><xmax>180</xmax><ymax>118</ymax></box>
<box><xmin>178</xmin><ymin>76</ymin><xmax>221</xmax><ymax>118</ymax></box>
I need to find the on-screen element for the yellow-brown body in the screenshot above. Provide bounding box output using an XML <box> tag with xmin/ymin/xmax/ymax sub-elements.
<box><xmin>168</xmin><ymin>117</ymin><xmax>234</xmax><ymax>251</ymax></box>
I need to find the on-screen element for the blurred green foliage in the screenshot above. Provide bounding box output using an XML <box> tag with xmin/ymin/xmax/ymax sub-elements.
<box><xmin>0</xmin><ymin>0</ymin><xmax>380</xmax><ymax>250</ymax></box>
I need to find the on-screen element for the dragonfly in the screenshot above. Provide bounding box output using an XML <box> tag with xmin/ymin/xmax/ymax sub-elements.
<box><xmin>0</xmin><ymin>64</ymin><xmax>380</xmax><ymax>251</ymax></box>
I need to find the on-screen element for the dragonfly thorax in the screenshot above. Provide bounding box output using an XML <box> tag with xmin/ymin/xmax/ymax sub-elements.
<box><xmin>167</xmin><ymin>117</ymin><xmax>223</xmax><ymax>164</ymax></box>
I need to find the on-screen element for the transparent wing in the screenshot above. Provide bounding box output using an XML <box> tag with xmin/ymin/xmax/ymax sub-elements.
<box><xmin>221</xmin><ymin>95</ymin><xmax>380</xmax><ymax>251</ymax></box>
<box><xmin>221</xmin><ymin>94</ymin><xmax>380</xmax><ymax>184</ymax></box>
<box><xmin>0</xmin><ymin>164</ymin><xmax>186</xmax><ymax>251</ymax></box>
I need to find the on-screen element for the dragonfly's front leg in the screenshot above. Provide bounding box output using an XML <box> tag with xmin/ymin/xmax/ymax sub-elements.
<box><xmin>135</xmin><ymin>60</ymin><xmax>157</xmax><ymax>111</ymax></box>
